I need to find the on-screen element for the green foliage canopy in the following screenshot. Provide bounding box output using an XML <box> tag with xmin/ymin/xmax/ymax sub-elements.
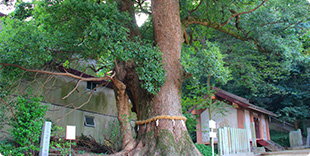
<box><xmin>0</xmin><ymin>0</ymin><xmax>165</xmax><ymax>94</ymax></box>
<box><xmin>178</xmin><ymin>0</ymin><xmax>310</xmax><ymax>121</ymax></box>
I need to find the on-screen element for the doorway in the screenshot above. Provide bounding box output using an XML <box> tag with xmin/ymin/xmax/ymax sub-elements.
<box><xmin>254</xmin><ymin>117</ymin><xmax>261</xmax><ymax>139</ymax></box>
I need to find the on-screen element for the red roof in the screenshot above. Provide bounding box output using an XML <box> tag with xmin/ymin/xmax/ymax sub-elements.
<box><xmin>213</xmin><ymin>87</ymin><xmax>277</xmax><ymax>116</ymax></box>
<box><xmin>190</xmin><ymin>87</ymin><xmax>277</xmax><ymax>117</ymax></box>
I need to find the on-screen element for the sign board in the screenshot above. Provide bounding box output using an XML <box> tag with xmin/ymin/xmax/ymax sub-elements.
<box><xmin>39</xmin><ymin>121</ymin><xmax>52</xmax><ymax>156</ymax></box>
<box><xmin>209</xmin><ymin>120</ymin><xmax>216</xmax><ymax>129</ymax></box>
<box><xmin>210</xmin><ymin>132</ymin><xmax>217</xmax><ymax>138</ymax></box>
<box><xmin>66</xmin><ymin>125</ymin><xmax>76</xmax><ymax>140</ymax></box>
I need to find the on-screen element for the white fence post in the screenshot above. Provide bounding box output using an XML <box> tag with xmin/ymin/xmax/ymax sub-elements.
<box><xmin>218</xmin><ymin>127</ymin><xmax>251</xmax><ymax>155</ymax></box>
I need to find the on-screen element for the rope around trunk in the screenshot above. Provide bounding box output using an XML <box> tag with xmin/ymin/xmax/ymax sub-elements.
<box><xmin>135</xmin><ymin>115</ymin><xmax>187</xmax><ymax>125</ymax></box>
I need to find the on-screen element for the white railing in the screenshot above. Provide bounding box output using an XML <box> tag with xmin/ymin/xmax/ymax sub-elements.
<box><xmin>218</xmin><ymin>127</ymin><xmax>251</xmax><ymax>155</ymax></box>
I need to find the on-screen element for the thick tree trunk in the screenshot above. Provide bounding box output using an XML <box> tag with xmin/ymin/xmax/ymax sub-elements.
<box><xmin>112</xmin><ymin>0</ymin><xmax>201</xmax><ymax>155</ymax></box>
<box><xmin>129</xmin><ymin>0</ymin><xmax>201</xmax><ymax>155</ymax></box>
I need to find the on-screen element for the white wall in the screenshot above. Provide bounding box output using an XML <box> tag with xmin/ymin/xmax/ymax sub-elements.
<box><xmin>44</xmin><ymin>103</ymin><xmax>126</xmax><ymax>147</ymax></box>
<box><xmin>200</xmin><ymin>104</ymin><xmax>238</xmax><ymax>142</ymax></box>
<box><xmin>261</xmin><ymin>114</ymin><xmax>267</xmax><ymax>140</ymax></box>
<box><xmin>2</xmin><ymin>75</ymin><xmax>135</xmax><ymax>150</ymax></box>
<box><xmin>244</xmin><ymin>109</ymin><xmax>252</xmax><ymax>140</ymax></box>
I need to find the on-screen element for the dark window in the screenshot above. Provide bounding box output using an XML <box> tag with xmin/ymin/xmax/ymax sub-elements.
<box><xmin>84</xmin><ymin>116</ymin><xmax>95</xmax><ymax>127</ymax></box>
<box><xmin>86</xmin><ymin>81</ymin><xmax>97</xmax><ymax>91</ymax></box>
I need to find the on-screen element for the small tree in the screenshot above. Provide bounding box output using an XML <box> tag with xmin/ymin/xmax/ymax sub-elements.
<box><xmin>181</xmin><ymin>41</ymin><xmax>231</xmax><ymax>144</ymax></box>
<box><xmin>182</xmin><ymin>40</ymin><xmax>231</xmax><ymax>113</ymax></box>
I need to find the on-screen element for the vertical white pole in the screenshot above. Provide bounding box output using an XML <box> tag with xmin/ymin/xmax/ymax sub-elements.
<box><xmin>39</xmin><ymin>121</ymin><xmax>52</xmax><ymax>156</ymax></box>
<box><xmin>211</xmin><ymin>128</ymin><xmax>214</xmax><ymax>156</ymax></box>
<box><xmin>69</xmin><ymin>140</ymin><xmax>72</xmax><ymax>156</ymax></box>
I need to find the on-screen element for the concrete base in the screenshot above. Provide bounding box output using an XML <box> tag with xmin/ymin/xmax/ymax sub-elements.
<box><xmin>221</xmin><ymin>152</ymin><xmax>254</xmax><ymax>156</ymax></box>
<box><xmin>261</xmin><ymin>149</ymin><xmax>310</xmax><ymax>156</ymax></box>
<box><xmin>288</xmin><ymin>145</ymin><xmax>310</xmax><ymax>150</ymax></box>
<box><xmin>252</xmin><ymin>147</ymin><xmax>266</xmax><ymax>155</ymax></box>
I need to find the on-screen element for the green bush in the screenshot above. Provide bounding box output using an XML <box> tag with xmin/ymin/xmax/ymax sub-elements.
<box><xmin>50</xmin><ymin>138</ymin><xmax>77</xmax><ymax>155</ymax></box>
<box><xmin>0</xmin><ymin>95</ymin><xmax>48</xmax><ymax>155</ymax></box>
<box><xmin>270</xmin><ymin>130</ymin><xmax>290</xmax><ymax>147</ymax></box>
<box><xmin>0</xmin><ymin>142</ymin><xmax>26</xmax><ymax>156</ymax></box>
<box><xmin>103</xmin><ymin>119</ymin><xmax>122</xmax><ymax>152</ymax></box>
<box><xmin>195</xmin><ymin>143</ymin><xmax>216</xmax><ymax>156</ymax></box>
<box><xmin>184</xmin><ymin>113</ymin><xmax>197</xmax><ymax>142</ymax></box>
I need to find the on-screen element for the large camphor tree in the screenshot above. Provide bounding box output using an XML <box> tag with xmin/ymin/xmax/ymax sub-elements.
<box><xmin>1</xmin><ymin>0</ymin><xmax>309</xmax><ymax>155</ymax></box>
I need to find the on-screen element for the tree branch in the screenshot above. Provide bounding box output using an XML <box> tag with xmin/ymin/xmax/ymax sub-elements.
<box><xmin>0</xmin><ymin>97</ymin><xmax>17</xmax><ymax>121</ymax></box>
<box><xmin>62</xmin><ymin>70</ymin><xmax>115</xmax><ymax>100</ymax></box>
<box><xmin>62</xmin><ymin>80</ymin><xmax>81</xmax><ymax>100</ymax></box>
<box><xmin>282</xmin><ymin>20</ymin><xmax>305</xmax><ymax>31</ymax></box>
<box><xmin>260</xmin><ymin>19</ymin><xmax>283</xmax><ymax>27</ymax></box>
<box><xmin>189</xmin><ymin>0</ymin><xmax>204</xmax><ymax>14</ymax></box>
<box><xmin>220</xmin><ymin>0</ymin><xmax>269</xmax><ymax>27</ymax></box>
<box><xmin>61</xmin><ymin>65</ymin><xmax>89</xmax><ymax>96</ymax></box>
<box><xmin>0</xmin><ymin>63</ymin><xmax>113</xmax><ymax>82</ymax></box>
<box><xmin>54</xmin><ymin>82</ymin><xmax>107</xmax><ymax>123</ymax></box>
<box><xmin>35</xmin><ymin>75</ymin><xmax>53</xmax><ymax>96</ymax></box>
<box><xmin>183</xmin><ymin>19</ymin><xmax>247</xmax><ymax>41</ymax></box>
<box><xmin>183</xmin><ymin>29</ymin><xmax>189</xmax><ymax>44</ymax></box>
<box><xmin>182</xmin><ymin>18</ymin><xmax>271</xmax><ymax>54</ymax></box>
<box><xmin>136</xmin><ymin>0</ymin><xmax>151</xmax><ymax>15</ymax></box>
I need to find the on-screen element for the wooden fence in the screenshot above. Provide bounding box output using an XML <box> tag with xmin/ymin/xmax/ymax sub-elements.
<box><xmin>218</xmin><ymin>127</ymin><xmax>251</xmax><ymax>155</ymax></box>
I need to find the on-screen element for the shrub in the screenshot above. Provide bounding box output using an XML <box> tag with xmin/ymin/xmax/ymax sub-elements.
<box><xmin>184</xmin><ymin>113</ymin><xmax>197</xmax><ymax>142</ymax></box>
<box><xmin>0</xmin><ymin>95</ymin><xmax>48</xmax><ymax>155</ymax></box>
<box><xmin>195</xmin><ymin>143</ymin><xmax>216</xmax><ymax>156</ymax></box>
<box><xmin>270</xmin><ymin>130</ymin><xmax>290</xmax><ymax>147</ymax></box>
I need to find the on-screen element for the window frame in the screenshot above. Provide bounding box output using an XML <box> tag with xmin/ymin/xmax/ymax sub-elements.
<box><xmin>86</xmin><ymin>81</ymin><xmax>97</xmax><ymax>92</ymax></box>
<box><xmin>84</xmin><ymin>116</ymin><xmax>96</xmax><ymax>127</ymax></box>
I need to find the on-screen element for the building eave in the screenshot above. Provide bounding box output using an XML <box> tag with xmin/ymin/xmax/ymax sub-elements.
<box><xmin>213</xmin><ymin>87</ymin><xmax>277</xmax><ymax>117</ymax></box>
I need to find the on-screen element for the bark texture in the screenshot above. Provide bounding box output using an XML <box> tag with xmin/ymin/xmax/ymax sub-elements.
<box><xmin>131</xmin><ymin>0</ymin><xmax>201</xmax><ymax>155</ymax></box>
<box><xmin>111</xmin><ymin>0</ymin><xmax>201</xmax><ymax>155</ymax></box>
<box><xmin>112</xmin><ymin>77</ymin><xmax>135</xmax><ymax>151</ymax></box>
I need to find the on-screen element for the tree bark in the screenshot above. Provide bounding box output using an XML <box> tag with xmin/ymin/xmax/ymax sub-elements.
<box><xmin>111</xmin><ymin>0</ymin><xmax>201</xmax><ymax>155</ymax></box>
<box><xmin>112</xmin><ymin>77</ymin><xmax>135</xmax><ymax>150</ymax></box>
<box><xmin>128</xmin><ymin>0</ymin><xmax>201</xmax><ymax>155</ymax></box>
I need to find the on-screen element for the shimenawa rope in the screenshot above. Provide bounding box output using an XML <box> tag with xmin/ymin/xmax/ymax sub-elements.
<box><xmin>135</xmin><ymin>115</ymin><xmax>187</xmax><ymax>125</ymax></box>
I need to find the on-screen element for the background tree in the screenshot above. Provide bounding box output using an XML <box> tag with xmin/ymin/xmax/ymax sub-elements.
<box><xmin>179</xmin><ymin>0</ymin><xmax>310</xmax><ymax>129</ymax></box>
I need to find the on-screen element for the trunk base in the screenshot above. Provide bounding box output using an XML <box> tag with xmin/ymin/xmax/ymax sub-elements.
<box><xmin>111</xmin><ymin>129</ymin><xmax>201</xmax><ymax>156</ymax></box>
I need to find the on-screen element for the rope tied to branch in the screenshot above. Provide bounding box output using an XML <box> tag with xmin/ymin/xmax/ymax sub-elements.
<box><xmin>135</xmin><ymin>115</ymin><xmax>187</xmax><ymax>125</ymax></box>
